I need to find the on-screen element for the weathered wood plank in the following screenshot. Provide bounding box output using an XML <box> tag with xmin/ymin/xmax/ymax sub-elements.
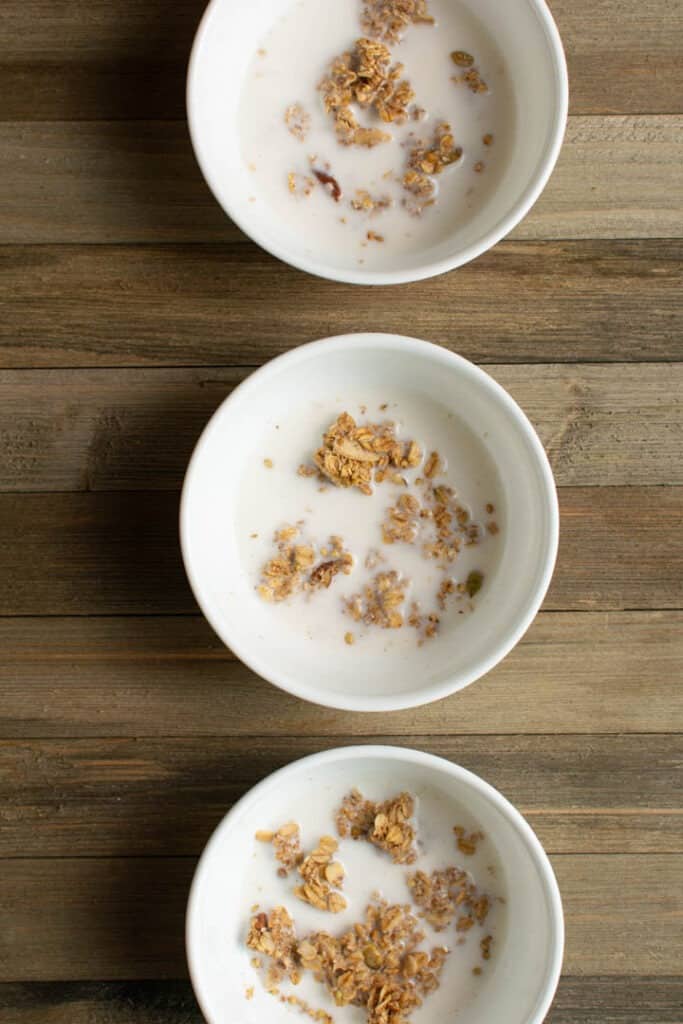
<box><xmin>0</xmin><ymin>0</ymin><xmax>680</xmax><ymax>119</ymax></box>
<box><xmin>0</xmin><ymin>855</ymin><xmax>679</xmax><ymax>978</ymax></box>
<box><xmin>0</xmin><ymin>364</ymin><xmax>681</xmax><ymax>491</ymax></box>
<box><xmin>1</xmin><ymin>977</ymin><xmax>682</xmax><ymax>1024</ymax></box>
<box><xmin>1</xmin><ymin>241</ymin><xmax>680</xmax><ymax>369</ymax></box>
<box><xmin>0</xmin><ymin>735</ymin><xmax>679</xmax><ymax>857</ymax></box>
<box><xmin>0</xmin><ymin>118</ymin><xmax>680</xmax><ymax>244</ymax></box>
<box><xmin>0</xmin><ymin>612</ymin><xmax>680</xmax><ymax>737</ymax></box>
<box><xmin>0</xmin><ymin>488</ymin><xmax>679</xmax><ymax>615</ymax></box>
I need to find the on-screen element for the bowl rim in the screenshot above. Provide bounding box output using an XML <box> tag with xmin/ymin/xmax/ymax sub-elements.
<box><xmin>179</xmin><ymin>332</ymin><xmax>560</xmax><ymax>713</ymax></box>
<box><xmin>186</xmin><ymin>0</ymin><xmax>569</xmax><ymax>285</ymax></box>
<box><xmin>186</xmin><ymin>743</ymin><xmax>565</xmax><ymax>1024</ymax></box>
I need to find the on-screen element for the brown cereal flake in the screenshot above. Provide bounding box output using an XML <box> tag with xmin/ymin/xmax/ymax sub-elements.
<box><xmin>483</xmin><ymin>133</ymin><xmax>494</xmax><ymax>146</ymax></box>
<box><xmin>285</xmin><ymin>102</ymin><xmax>311</xmax><ymax>141</ymax></box>
<box><xmin>481</xmin><ymin>934</ymin><xmax>493</xmax><ymax>960</ymax></box>
<box><xmin>458</xmin><ymin>67</ymin><xmax>488</xmax><ymax>93</ymax></box>
<box><xmin>263</xmin><ymin>457</ymin><xmax>274</xmax><ymax>468</ymax></box>
<box><xmin>336</xmin><ymin>789</ymin><xmax>418</xmax><ymax>864</ymax></box>
<box><xmin>367</xmin><ymin>230</ymin><xmax>385</xmax><ymax>242</ymax></box>
<box><xmin>313</xmin><ymin>168</ymin><xmax>343</xmax><ymax>201</ymax></box>
<box><xmin>295</xmin><ymin>835</ymin><xmax>347</xmax><ymax>914</ymax></box>
<box><xmin>423</xmin><ymin>450</ymin><xmax>441</xmax><ymax>479</ymax></box>
<box><xmin>345</xmin><ymin>631</ymin><xmax>355</xmax><ymax>645</ymax></box>
<box><xmin>361</xmin><ymin>0</ymin><xmax>435</xmax><ymax>44</ymax></box>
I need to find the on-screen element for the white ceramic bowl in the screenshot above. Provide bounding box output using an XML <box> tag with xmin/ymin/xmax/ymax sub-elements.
<box><xmin>180</xmin><ymin>333</ymin><xmax>558</xmax><ymax>712</ymax></box>
<box><xmin>187</xmin><ymin>0</ymin><xmax>567</xmax><ymax>284</ymax></box>
<box><xmin>187</xmin><ymin>745</ymin><xmax>564</xmax><ymax>1024</ymax></box>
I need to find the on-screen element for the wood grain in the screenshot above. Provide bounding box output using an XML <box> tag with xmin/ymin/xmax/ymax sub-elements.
<box><xmin>0</xmin><ymin>855</ymin><xmax>679</xmax><ymax>979</ymax></box>
<box><xmin>0</xmin><ymin>488</ymin><xmax>680</xmax><ymax>615</ymax></box>
<box><xmin>1</xmin><ymin>612</ymin><xmax>680</xmax><ymax>738</ymax></box>
<box><xmin>2</xmin><ymin>977</ymin><xmax>682</xmax><ymax>1024</ymax></box>
<box><xmin>0</xmin><ymin>0</ymin><xmax>680</xmax><ymax>119</ymax></box>
<box><xmin>0</xmin><ymin>364</ymin><xmax>681</xmax><ymax>491</ymax></box>
<box><xmin>1</xmin><ymin>735</ymin><xmax>680</xmax><ymax>857</ymax></box>
<box><xmin>1</xmin><ymin>241</ymin><xmax>681</xmax><ymax>369</ymax></box>
<box><xmin>1</xmin><ymin>118</ymin><xmax>681</xmax><ymax>244</ymax></box>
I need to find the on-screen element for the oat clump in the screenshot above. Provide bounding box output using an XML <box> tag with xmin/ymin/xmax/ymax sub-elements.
<box><xmin>294</xmin><ymin>835</ymin><xmax>347</xmax><ymax>914</ymax></box>
<box><xmin>256</xmin><ymin>821</ymin><xmax>303</xmax><ymax>875</ymax></box>
<box><xmin>258</xmin><ymin>525</ymin><xmax>352</xmax><ymax>602</ymax></box>
<box><xmin>319</xmin><ymin>38</ymin><xmax>415</xmax><ymax>148</ymax></box>
<box><xmin>247</xmin><ymin>906</ymin><xmax>301</xmax><ymax>989</ymax></box>
<box><xmin>402</xmin><ymin>122</ymin><xmax>462</xmax><ymax>216</ymax></box>
<box><xmin>345</xmin><ymin>570</ymin><xmax>409</xmax><ymax>631</ymax></box>
<box><xmin>407</xmin><ymin>867</ymin><xmax>491</xmax><ymax>933</ymax></box>
<box><xmin>361</xmin><ymin>0</ymin><xmax>435</xmax><ymax>44</ymax></box>
<box><xmin>336</xmin><ymin>789</ymin><xmax>418</xmax><ymax>864</ymax></box>
<box><xmin>311</xmin><ymin>412</ymin><xmax>420</xmax><ymax>495</ymax></box>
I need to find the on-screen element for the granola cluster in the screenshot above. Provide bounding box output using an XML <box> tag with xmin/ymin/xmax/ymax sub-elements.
<box><xmin>246</xmin><ymin>793</ymin><xmax>498</xmax><ymax>1021</ymax></box>
<box><xmin>451</xmin><ymin>51</ymin><xmax>489</xmax><ymax>93</ymax></box>
<box><xmin>361</xmin><ymin>0</ymin><xmax>435</xmax><ymax>44</ymax></box>
<box><xmin>250</xmin><ymin>898</ymin><xmax>448</xmax><ymax>1024</ymax></box>
<box><xmin>299</xmin><ymin>899</ymin><xmax>447</xmax><ymax>1021</ymax></box>
<box><xmin>256</xmin><ymin>821</ymin><xmax>303</xmax><ymax>876</ymax></box>
<box><xmin>294</xmin><ymin>835</ymin><xmax>347</xmax><ymax>914</ymax></box>
<box><xmin>407</xmin><ymin>867</ymin><xmax>491</xmax><ymax>933</ymax></box>
<box><xmin>336</xmin><ymin>789</ymin><xmax>418</xmax><ymax>864</ymax></box>
<box><xmin>258</xmin><ymin>526</ymin><xmax>353</xmax><ymax>602</ymax></box>
<box><xmin>345</xmin><ymin>570</ymin><xmax>409</xmax><ymax>631</ymax></box>
<box><xmin>311</xmin><ymin>412</ymin><xmax>421</xmax><ymax>495</ymax></box>
<box><xmin>402</xmin><ymin>121</ymin><xmax>462</xmax><ymax>215</ymax></box>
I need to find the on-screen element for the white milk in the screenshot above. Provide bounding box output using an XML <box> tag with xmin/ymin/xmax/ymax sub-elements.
<box><xmin>237</xmin><ymin>392</ymin><xmax>503</xmax><ymax>655</ymax></box>
<box><xmin>238</xmin><ymin>0</ymin><xmax>515</xmax><ymax>266</ymax></box>
<box><xmin>243</xmin><ymin>775</ymin><xmax>507</xmax><ymax>1022</ymax></box>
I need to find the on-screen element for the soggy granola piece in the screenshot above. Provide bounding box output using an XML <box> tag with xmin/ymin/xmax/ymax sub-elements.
<box><xmin>361</xmin><ymin>0</ymin><xmax>435</xmax><ymax>44</ymax></box>
<box><xmin>367</xmin><ymin>230</ymin><xmax>385</xmax><ymax>243</ymax></box>
<box><xmin>297</xmin><ymin>897</ymin><xmax>446</xmax><ymax>1018</ymax></box>
<box><xmin>294</xmin><ymin>835</ymin><xmax>347</xmax><ymax>914</ymax></box>
<box><xmin>450</xmin><ymin>50</ymin><xmax>474</xmax><ymax>68</ymax></box>
<box><xmin>407</xmin><ymin>865</ymin><xmax>491</xmax><ymax>931</ymax></box>
<box><xmin>407</xmin><ymin>602</ymin><xmax>440</xmax><ymax>645</ymax></box>
<box><xmin>382</xmin><ymin>493</ymin><xmax>420</xmax><ymax>544</ymax></box>
<box><xmin>319</xmin><ymin>38</ymin><xmax>414</xmax><ymax>147</ymax></box>
<box><xmin>455</xmin><ymin>66</ymin><xmax>488</xmax><ymax>93</ymax></box>
<box><xmin>423</xmin><ymin>450</ymin><xmax>442</xmax><ymax>479</ymax></box>
<box><xmin>408</xmin><ymin>121</ymin><xmax>462</xmax><ymax>176</ymax></box>
<box><xmin>246</xmin><ymin>906</ymin><xmax>300</xmax><ymax>988</ymax></box>
<box><xmin>351</xmin><ymin>189</ymin><xmax>393</xmax><ymax>214</ymax></box>
<box><xmin>256</xmin><ymin>821</ymin><xmax>303</xmax><ymax>875</ymax></box>
<box><xmin>481</xmin><ymin>934</ymin><xmax>493</xmax><ymax>960</ymax></box>
<box><xmin>288</xmin><ymin>171</ymin><xmax>316</xmax><ymax>197</ymax></box>
<box><xmin>345</xmin><ymin>570</ymin><xmax>408</xmax><ymax>630</ymax></box>
<box><xmin>258</xmin><ymin>526</ymin><xmax>352</xmax><ymax>602</ymax></box>
<box><xmin>336</xmin><ymin>789</ymin><xmax>418</xmax><ymax>864</ymax></box>
<box><xmin>454</xmin><ymin>825</ymin><xmax>484</xmax><ymax>856</ymax></box>
<box><xmin>313</xmin><ymin>413</ymin><xmax>421</xmax><ymax>495</ymax></box>
<box><xmin>284</xmin><ymin>102</ymin><xmax>311</xmax><ymax>141</ymax></box>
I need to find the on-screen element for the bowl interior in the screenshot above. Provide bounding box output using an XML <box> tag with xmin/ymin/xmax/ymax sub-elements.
<box><xmin>187</xmin><ymin>0</ymin><xmax>566</xmax><ymax>282</ymax></box>
<box><xmin>180</xmin><ymin>334</ymin><xmax>557</xmax><ymax>711</ymax></box>
<box><xmin>187</xmin><ymin>747</ymin><xmax>563</xmax><ymax>1024</ymax></box>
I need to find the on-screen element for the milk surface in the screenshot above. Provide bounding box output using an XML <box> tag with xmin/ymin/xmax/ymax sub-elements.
<box><xmin>243</xmin><ymin>775</ymin><xmax>507</xmax><ymax>1022</ymax></box>
<box><xmin>237</xmin><ymin>391</ymin><xmax>503</xmax><ymax>655</ymax></box>
<box><xmin>239</xmin><ymin>0</ymin><xmax>515</xmax><ymax>265</ymax></box>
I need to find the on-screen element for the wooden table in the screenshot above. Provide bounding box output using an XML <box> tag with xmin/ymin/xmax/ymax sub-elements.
<box><xmin>0</xmin><ymin>1</ymin><xmax>681</xmax><ymax>1021</ymax></box>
